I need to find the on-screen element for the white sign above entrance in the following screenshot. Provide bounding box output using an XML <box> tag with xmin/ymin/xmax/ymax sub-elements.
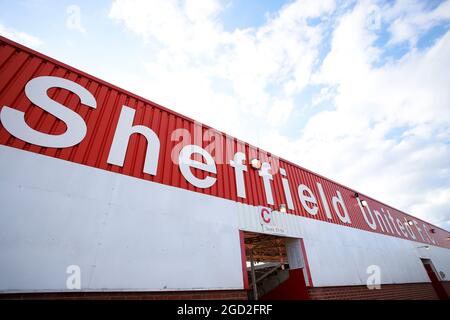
<box><xmin>258</xmin><ymin>206</ymin><xmax>286</xmax><ymax>236</ymax></box>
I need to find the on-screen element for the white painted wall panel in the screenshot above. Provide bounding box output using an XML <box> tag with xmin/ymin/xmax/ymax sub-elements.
<box><xmin>0</xmin><ymin>145</ymin><xmax>243</xmax><ymax>292</ymax></box>
<box><xmin>417</xmin><ymin>245</ymin><xmax>450</xmax><ymax>281</ymax></box>
<box><xmin>237</xmin><ymin>202</ymin><xmax>450</xmax><ymax>287</ymax></box>
<box><xmin>1</xmin><ymin>144</ymin><xmax>450</xmax><ymax>292</ymax></box>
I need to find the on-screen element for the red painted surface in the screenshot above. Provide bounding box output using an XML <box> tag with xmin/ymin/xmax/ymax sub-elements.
<box><xmin>239</xmin><ymin>231</ymin><xmax>249</xmax><ymax>290</ymax></box>
<box><xmin>299</xmin><ymin>238</ymin><xmax>313</xmax><ymax>287</ymax></box>
<box><xmin>260</xmin><ymin>269</ymin><xmax>309</xmax><ymax>300</ymax></box>
<box><xmin>422</xmin><ymin>263</ymin><xmax>449</xmax><ymax>300</ymax></box>
<box><xmin>308</xmin><ymin>283</ymin><xmax>440</xmax><ymax>300</ymax></box>
<box><xmin>442</xmin><ymin>282</ymin><xmax>450</xmax><ymax>297</ymax></box>
<box><xmin>0</xmin><ymin>290</ymin><xmax>248</xmax><ymax>300</ymax></box>
<box><xmin>1</xmin><ymin>35</ymin><xmax>450</xmax><ymax>248</ymax></box>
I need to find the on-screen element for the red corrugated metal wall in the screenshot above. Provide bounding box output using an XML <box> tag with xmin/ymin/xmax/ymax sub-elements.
<box><xmin>1</xmin><ymin>35</ymin><xmax>449</xmax><ymax>248</ymax></box>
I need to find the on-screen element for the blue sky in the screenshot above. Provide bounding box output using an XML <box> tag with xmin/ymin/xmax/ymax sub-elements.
<box><xmin>1</xmin><ymin>0</ymin><xmax>450</xmax><ymax>230</ymax></box>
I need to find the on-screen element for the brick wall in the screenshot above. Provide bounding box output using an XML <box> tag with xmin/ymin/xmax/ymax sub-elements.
<box><xmin>307</xmin><ymin>282</ymin><xmax>440</xmax><ymax>300</ymax></box>
<box><xmin>0</xmin><ymin>290</ymin><xmax>248</xmax><ymax>300</ymax></box>
<box><xmin>442</xmin><ymin>281</ymin><xmax>450</xmax><ymax>297</ymax></box>
<box><xmin>3</xmin><ymin>283</ymin><xmax>449</xmax><ymax>300</ymax></box>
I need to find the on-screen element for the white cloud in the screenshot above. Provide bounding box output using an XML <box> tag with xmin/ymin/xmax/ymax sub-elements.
<box><xmin>295</xmin><ymin>0</ymin><xmax>450</xmax><ymax>227</ymax></box>
<box><xmin>0</xmin><ymin>23</ymin><xmax>43</xmax><ymax>48</ymax></box>
<box><xmin>109</xmin><ymin>0</ymin><xmax>222</xmax><ymax>56</ymax></box>
<box><xmin>385</xmin><ymin>0</ymin><xmax>450</xmax><ymax>46</ymax></box>
<box><xmin>266</xmin><ymin>98</ymin><xmax>294</xmax><ymax>127</ymax></box>
<box><xmin>108</xmin><ymin>0</ymin><xmax>336</xmax><ymax>143</ymax></box>
<box><xmin>107</xmin><ymin>0</ymin><xmax>450</xmax><ymax>229</ymax></box>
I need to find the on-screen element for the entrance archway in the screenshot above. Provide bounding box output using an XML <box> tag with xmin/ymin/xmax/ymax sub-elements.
<box><xmin>240</xmin><ymin>231</ymin><xmax>310</xmax><ymax>300</ymax></box>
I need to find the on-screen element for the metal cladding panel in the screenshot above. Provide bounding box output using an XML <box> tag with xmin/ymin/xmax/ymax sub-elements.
<box><xmin>1</xmin><ymin>35</ymin><xmax>450</xmax><ymax>249</ymax></box>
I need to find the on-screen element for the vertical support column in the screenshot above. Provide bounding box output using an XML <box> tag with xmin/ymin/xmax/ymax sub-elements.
<box><xmin>249</xmin><ymin>249</ymin><xmax>258</xmax><ymax>300</ymax></box>
<box><xmin>299</xmin><ymin>238</ymin><xmax>313</xmax><ymax>287</ymax></box>
<box><xmin>238</xmin><ymin>230</ymin><xmax>249</xmax><ymax>290</ymax></box>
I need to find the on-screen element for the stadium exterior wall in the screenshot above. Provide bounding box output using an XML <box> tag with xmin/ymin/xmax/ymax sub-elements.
<box><xmin>1</xmin><ymin>36</ymin><xmax>449</xmax><ymax>300</ymax></box>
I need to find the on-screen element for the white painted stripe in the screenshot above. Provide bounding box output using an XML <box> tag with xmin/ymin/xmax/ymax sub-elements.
<box><xmin>237</xmin><ymin>203</ymin><xmax>450</xmax><ymax>287</ymax></box>
<box><xmin>0</xmin><ymin>145</ymin><xmax>243</xmax><ymax>292</ymax></box>
<box><xmin>1</xmin><ymin>145</ymin><xmax>450</xmax><ymax>291</ymax></box>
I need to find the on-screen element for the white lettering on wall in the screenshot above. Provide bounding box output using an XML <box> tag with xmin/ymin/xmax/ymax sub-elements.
<box><xmin>423</xmin><ymin>224</ymin><xmax>437</xmax><ymax>245</ymax></box>
<box><xmin>1</xmin><ymin>75</ymin><xmax>443</xmax><ymax>247</ymax></box>
<box><xmin>317</xmin><ymin>182</ymin><xmax>332</xmax><ymax>220</ymax></box>
<box><xmin>357</xmin><ymin>198</ymin><xmax>377</xmax><ymax>230</ymax></box>
<box><xmin>230</xmin><ymin>152</ymin><xmax>247</xmax><ymax>198</ymax></box>
<box><xmin>107</xmin><ymin>106</ymin><xmax>160</xmax><ymax>175</ymax></box>
<box><xmin>259</xmin><ymin>162</ymin><xmax>274</xmax><ymax>205</ymax></box>
<box><xmin>396</xmin><ymin>218</ymin><xmax>408</xmax><ymax>237</ymax></box>
<box><xmin>280</xmin><ymin>168</ymin><xmax>294</xmax><ymax>210</ymax></box>
<box><xmin>66</xmin><ymin>265</ymin><xmax>81</xmax><ymax>290</ymax></box>
<box><xmin>387</xmin><ymin>209</ymin><xmax>401</xmax><ymax>236</ymax></box>
<box><xmin>298</xmin><ymin>184</ymin><xmax>318</xmax><ymax>216</ymax></box>
<box><xmin>403</xmin><ymin>217</ymin><xmax>417</xmax><ymax>240</ymax></box>
<box><xmin>332</xmin><ymin>191</ymin><xmax>351</xmax><ymax>224</ymax></box>
<box><xmin>380</xmin><ymin>208</ymin><xmax>395</xmax><ymax>234</ymax></box>
<box><xmin>373</xmin><ymin>209</ymin><xmax>387</xmax><ymax>232</ymax></box>
<box><xmin>179</xmin><ymin>144</ymin><xmax>217</xmax><ymax>189</ymax></box>
<box><xmin>0</xmin><ymin>76</ymin><xmax>96</xmax><ymax>147</ymax></box>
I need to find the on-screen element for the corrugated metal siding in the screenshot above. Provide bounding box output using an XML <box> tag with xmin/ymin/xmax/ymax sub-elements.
<box><xmin>1</xmin><ymin>35</ymin><xmax>449</xmax><ymax>249</ymax></box>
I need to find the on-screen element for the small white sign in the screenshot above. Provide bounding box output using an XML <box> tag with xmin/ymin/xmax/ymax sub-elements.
<box><xmin>258</xmin><ymin>206</ymin><xmax>286</xmax><ymax>235</ymax></box>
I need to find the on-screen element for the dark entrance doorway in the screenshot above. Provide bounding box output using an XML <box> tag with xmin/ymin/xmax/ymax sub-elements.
<box><xmin>240</xmin><ymin>231</ymin><xmax>310</xmax><ymax>300</ymax></box>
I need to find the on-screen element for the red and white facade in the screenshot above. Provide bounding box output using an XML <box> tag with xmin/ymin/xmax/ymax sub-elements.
<box><xmin>0</xmin><ymin>36</ymin><xmax>449</xmax><ymax>300</ymax></box>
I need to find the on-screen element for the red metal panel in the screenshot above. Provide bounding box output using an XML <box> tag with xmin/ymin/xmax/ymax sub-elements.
<box><xmin>238</xmin><ymin>230</ymin><xmax>249</xmax><ymax>290</ymax></box>
<box><xmin>1</xmin><ymin>35</ymin><xmax>450</xmax><ymax>249</ymax></box>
